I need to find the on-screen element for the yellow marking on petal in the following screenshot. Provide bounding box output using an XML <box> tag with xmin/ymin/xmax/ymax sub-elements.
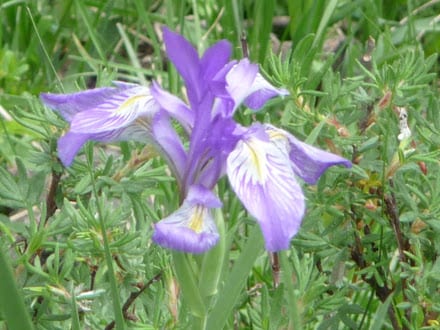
<box><xmin>267</xmin><ymin>128</ymin><xmax>287</xmax><ymax>142</ymax></box>
<box><xmin>244</xmin><ymin>138</ymin><xmax>267</xmax><ymax>182</ymax></box>
<box><xmin>188</xmin><ymin>206</ymin><xmax>205</xmax><ymax>233</ymax></box>
<box><xmin>116</xmin><ymin>94</ymin><xmax>148</xmax><ymax>114</ymax></box>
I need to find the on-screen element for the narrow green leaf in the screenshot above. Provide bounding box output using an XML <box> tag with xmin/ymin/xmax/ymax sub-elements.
<box><xmin>206</xmin><ymin>225</ymin><xmax>263</xmax><ymax>330</ymax></box>
<box><xmin>116</xmin><ymin>23</ymin><xmax>148</xmax><ymax>86</ymax></box>
<box><xmin>369</xmin><ymin>293</ymin><xmax>394</xmax><ymax>330</ymax></box>
<box><xmin>313</xmin><ymin>0</ymin><xmax>338</xmax><ymax>47</ymax></box>
<box><xmin>172</xmin><ymin>252</ymin><xmax>205</xmax><ymax>318</ymax></box>
<box><xmin>0</xmin><ymin>248</ymin><xmax>34</xmax><ymax>330</ymax></box>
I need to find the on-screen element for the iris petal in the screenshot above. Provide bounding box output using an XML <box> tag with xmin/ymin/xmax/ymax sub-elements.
<box><xmin>152</xmin><ymin>185</ymin><xmax>221</xmax><ymax>254</ymax></box>
<box><xmin>227</xmin><ymin>127</ymin><xmax>305</xmax><ymax>251</ymax></box>
<box><xmin>264</xmin><ymin>124</ymin><xmax>352</xmax><ymax>184</ymax></box>
<box><xmin>40</xmin><ymin>86</ymin><xmax>129</xmax><ymax>122</ymax></box>
<box><xmin>57</xmin><ymin>132</ymin><xmax>90</xmax><ymax>166</ymax></box>
<box><xmin>244</xmin><ymin>73</ymin><xmax>289</xmax><ymax>110</ymax></box>
<box><xmin>69</xmin><ymin>86</ymin><xmax>158</xmax><ymax>133</ymax></box>
<box><xmin>162</xmin><ymin>27</ymin><xmax>201</xmax><ymax>106</ymax></box>
<box><xmin>150</xmin><ymin>81</ymin><xmax>194</xmax><ymax>132</ymax></box>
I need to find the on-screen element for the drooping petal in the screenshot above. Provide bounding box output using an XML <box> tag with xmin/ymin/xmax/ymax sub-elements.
<box><xmin>40</xmin><ymin>86</ymin><xmax>130</xmax><ymax>122</ymax></box>
<box><xmin>226</xmin><ymin>126</ymin><xmax>305</xmax><ymax>251</ymax></box>
<box><xmin>264</xmin><ymin>124</ymin><xmax>352</xmax><ymax>184</ymax></box>
<box><xmin>152</xmin><ymin>185</ymin><xmax>221</xmax><ymax>254</ymax></box>
<box><xmin>56</xmin><ymin>122</ymin><xmax>155</xmax><ymax>167</ymax></box>
<box><xmin>244</xmin><ymin>73</ymin><xmax>289</xmax><ymax>110</ymax></box>
<box><xmin>57</xmin><ymin>132</ymin><xmax>90</xmax><ymax>166</ymax></box>
<box><xmin>224</xmin><ymin>59</ymin><xmax>259</xmax><ymax>113</ymax></box>
<box><xmin>222</xmin><ymin>59</ymin><xmax>289</xmax><ymax>114</ymax></box>
<box><xmin>69</xmin><ymin>85</ymin><xmax>158</xmax><ymax>133</ymax></box>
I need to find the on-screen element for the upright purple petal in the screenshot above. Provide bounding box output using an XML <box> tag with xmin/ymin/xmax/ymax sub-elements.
<box><xmin>162</xmin><ymin>27</ymin><xmax>201</xmax><ymax>105</ymax></box>
<box><xmin>201</xmin><ymin>40</ymin><xmax>232</xmax><ymax>81</ymax></box>
<box><xmin>264</xmin><ymin>124</ymin><xmax>352</xmax><ymax>184</ymax></box>
<box><xmin>226</xmin><ymin>125</ymin><xmax>305</xmax><ymax>251</ymax></box>
<box><xmin>152</xmin><ymin>185</ymin><xmax>221</xmax><ymax>254</ymax></box>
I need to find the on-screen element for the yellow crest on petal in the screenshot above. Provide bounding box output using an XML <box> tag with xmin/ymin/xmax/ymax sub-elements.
<box><xmin>188</xmin><ymin>205</ymin><xmax>206</xmax><ymax>233</ymax></box>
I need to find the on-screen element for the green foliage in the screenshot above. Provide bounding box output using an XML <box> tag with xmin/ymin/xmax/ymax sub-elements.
<box><xmin>0</xmin><ymin>0</ymin><xmax>439</xmax><ymax>329</ymax></box>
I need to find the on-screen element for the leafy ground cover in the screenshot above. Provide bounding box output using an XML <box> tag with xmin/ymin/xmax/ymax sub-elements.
<box><xmin>0</xmin><ymin>0</ymin><xmax>439</xmax><ymax>329</ymax></box>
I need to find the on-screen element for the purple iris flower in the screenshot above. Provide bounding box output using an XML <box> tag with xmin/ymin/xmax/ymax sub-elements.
<box><xmin>40</xmin><ymin>27</ymin><xmax>351</xmax><ymax>254</ymax></box>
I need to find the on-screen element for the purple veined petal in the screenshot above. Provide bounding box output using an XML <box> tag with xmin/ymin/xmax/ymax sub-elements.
<box><xmin>162</xmin><ymin>27</ymin><xmax>201</xmax><ymax>105</ymax></box>
<box><xmin>151</xmin><ymin>111</ymin><xmax>187</xmax><ymax>187</ymax></box>
<box><xmin>57</xmin><ymin>132</ymin><xmax>91</xmax><ymax>167</ymax></box>
<box><xmin>150</xmin><ymin>81</ymin><xmax>194</xmax><ymax>132</ymax></box>
<box><xmin>152</xmin><ymin>185</ymin><xmax>221</xmax><ymax>254</ymax></box>
<box><xmin>201</xmin><ymin>39</ymin><xmax>232</xmax><ymax>81</ymax></box>
<box><xmin>41</xmin><ymin>86</ymin><xmax>127</xmax><ymax>122</ymax></box>
<box><xmin>226</xmin><ymin>126</ymin><xmax>305</xmax><ymax>252</ymax></box>
<box><xmin>69</xmin><ymin>85</ymin><xmax>159</xmax><ymax>134</ymax></box>
<box><xmin>244</xmin><ymin>73</ymin><xmax>289</xmax><ymax>110</ymax></box>
<box><xmin>210</xmin><ymin>60</ymin><xmax>237</xmax><ymax>99</ymax></box>
<box><xmin>264</xmin><ymin>124</ymin><xmax>352</xmax><ymax>185</ymax></box>
<box><xmin>224</xmin><ymin>59</ymin><xmax>259</xmax><ymax>113</ymax></box>
<box><xmin>57</xmin><ymin>120</ymin><xmax>155</xmax><ymax>167</ymax></box>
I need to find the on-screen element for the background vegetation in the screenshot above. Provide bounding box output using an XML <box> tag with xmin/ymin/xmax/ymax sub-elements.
<box><xmin>0</xmin><ymin>0</ymin><xmax>439</xmax><ymax>329</ymax></box>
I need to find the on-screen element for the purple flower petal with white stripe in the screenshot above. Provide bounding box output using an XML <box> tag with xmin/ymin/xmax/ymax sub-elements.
<box><xmin>264</xmin><ymin>124</ymin><xmax>352</xmax><ymax>184</ymax></box>
<box><xmin>41</xmin><ymin>83</ymin><xmax>161</xmax><ymax>166</ymax></box>
<box><xmin>40</xmin><ymin>83</ymin><xmax>133</xmax><ymax>122</ymax></box>
<box><xmin>226</xmin><ymin>125</ymin><xmax>305</xmax><ymax>251</ymax></box>
<box><xmin>152</xmin><ymin>185</ymin><xmax>221</xmax><ymax>254</ymax></box>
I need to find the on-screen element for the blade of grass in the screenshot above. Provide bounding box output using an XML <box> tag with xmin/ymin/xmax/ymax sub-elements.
<box><xmin>70</xmin><ymin>283</ymin><xmax>81</xmax><ymax>330</ymax></box>
<box><xmin>0</xmin><ymin>248</ymin><xmax>34</xmax><ymax>330</ymax></box>
<box><xmin>26</xmin><ymin>6</ymin><xmax>64</xmax><ymax>91</ymax></box>
<box><xmin>206</xmin><ymin>225</ymin><xmax>263</xmax><ymax>330</ymax></box>
<box><xmin>313</xmin><ymin>0</ymin><xmax>338</xmax><ymax>47</ymax></box>
<box><xmin>74</xmin><ymin>0</ymin><xmax>106</xmax><ymax>62</ymax></box>
<box><xmin>116</xmin><ymin>23</ymin><xmax>148</xmax><ymax>86</ymax></box>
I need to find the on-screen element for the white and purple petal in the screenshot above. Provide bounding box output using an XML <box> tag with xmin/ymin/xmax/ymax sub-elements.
<box><xmin>264</xmin><ymin>124</ymin><xmax>352</xmax><ymax>184</ymax></box>
<box><xmin>222</xmin><ymin>59</ymin><xmax>289</xmax><ymax>114</ymax></box>
<box><xmin>244</xmin><ymin>73</ymin><xmax>289</xmax><ymax>110</ymax></box>
<box><xmin>226</xmin><ymin>126</ymin><xmax>305</xmax><ymax>251</ymax></box>
<box><xmin>224</xmin><ymin>59</ymin><xmax>259</xmax><ymax>113</ymax></box>
<box><xmin>152</xmin><ymin>185</ymin><xmax>221</xmax><ymax>254</ymax></box>
<box><xmin>68</xmin><ymin>85</ymin><xmax>158</xmax><ymax>134</ymax></box>
<box><xmin>40</xmin><ymin>86</ymin><xmax>130</xmax><ymax>122</ymax></box>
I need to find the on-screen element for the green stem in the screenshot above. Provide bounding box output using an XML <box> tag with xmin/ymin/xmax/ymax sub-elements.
<box><xmin>172</xmin><ymin>252</ymin><xmax>206</xmax><ymax>319</ymax></box>
<box><xmin>206</xmin><ymin>225</ymin><xmax>263</xmax><ymax>330</ymax></box>
<box><xmin>198</xmin><ymin>209</ymin><xmax>226</xmax><ymax>301</ymax></box>
<box><xmin>280</xmin><ymin>251</ymin><xmax>301</xmax><ymax>328</ymax></box>
<box><xmin>87</xmin><ymin>151</ymin><xmax>125</xmax><ymax>329</ymax></box>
